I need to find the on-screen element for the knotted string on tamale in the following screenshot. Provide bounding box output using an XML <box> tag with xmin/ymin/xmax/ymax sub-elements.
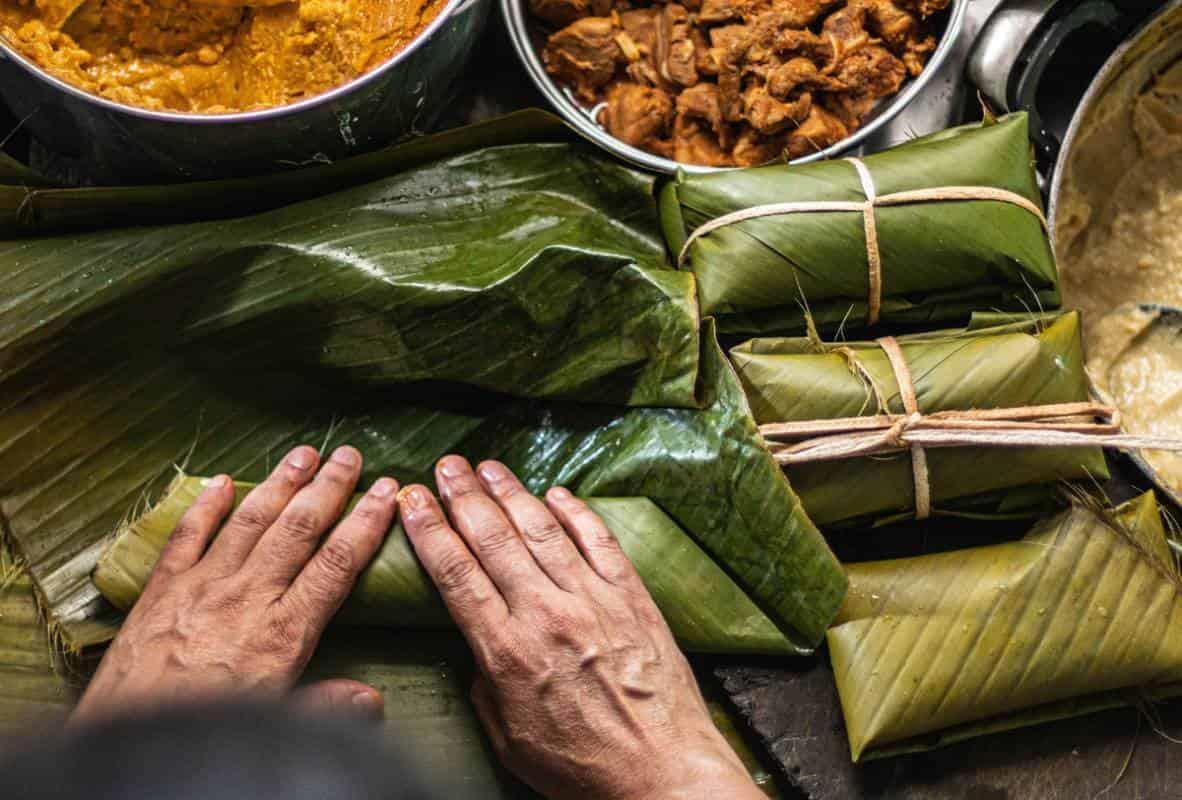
<box><xmin>830</xmin><ymin>492</ymin><xmax>1182</xmax><ymax>760</ymax></box>
<box><xmin>92</xmin><ymin>475</ymin><xmax>797</xmax><ymax>657</ymax></box>
<box><xmin>660</xmin><ymin>113</ymin><xmax>1058</xmax><ymax>336</ymax></box>
<box><xmin>731</xmin><ymin>312</ymin><xmax>1109</xmax><ymax>525</ymax></box>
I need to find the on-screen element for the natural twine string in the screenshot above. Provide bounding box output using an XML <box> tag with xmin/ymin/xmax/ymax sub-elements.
<box><xmin>760</xmin><ymin>336</ymin><xmax>1182</xmax><ymax>520</ymax></box>
<box><xmin>676</xmin><ymin>159</ymin><xmax>1050</xmax><ymax>325</ymax></box>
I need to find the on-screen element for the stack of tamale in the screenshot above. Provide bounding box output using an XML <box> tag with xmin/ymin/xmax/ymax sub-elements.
<box><xmin>0</xmin><ymin>106</ymin><xmax>1178</xmax><ymax>781</ymax></box>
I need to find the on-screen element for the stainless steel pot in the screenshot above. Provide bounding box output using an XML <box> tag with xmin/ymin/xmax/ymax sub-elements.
<box><xmin>971</xmin><ymin>0</ymin><xmax>1182</xmax><ymax>504</ymax></box>
<box><xmin>502</xmin><ymin>0</ymin><xmax>967</xmax><ymax>175</ymax></box>
<box><xmin>0</xmin><ymin>0</ymin><xmax>490</xmax><ymax>184</ymax></box>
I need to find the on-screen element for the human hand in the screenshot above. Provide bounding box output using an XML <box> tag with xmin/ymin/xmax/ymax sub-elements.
<box><xmin>399</xmin><ymin>456</ymin><xmax>763</xmax><ymax>800</ymax></box>
<box><xmin>72</xmin><ymin>445</ymin><xmax>398</xmax><ymax>725</ymax></box>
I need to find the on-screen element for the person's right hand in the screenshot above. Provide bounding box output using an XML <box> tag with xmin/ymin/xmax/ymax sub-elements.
<box><xmin>399</xmin><ymin>456</ymin><xmax>763</xmax><ymax>800</ymax></box>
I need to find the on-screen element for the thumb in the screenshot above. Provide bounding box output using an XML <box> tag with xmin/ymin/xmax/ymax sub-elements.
<box><xmin>291</xmin><ymin>679</ymin><xmax>385</xmax><ymax>721</ymax></box>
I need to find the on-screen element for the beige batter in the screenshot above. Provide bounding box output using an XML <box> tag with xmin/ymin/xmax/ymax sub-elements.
<box><xmin>1060</xmin><ymin>60</ymin><xmax>1182</xmax><ymax>491</ymax></box>
<box><xmin>1088</xmin><ymin>306</ymin><xmax>1182</xmax><ymax>495</ymax></box>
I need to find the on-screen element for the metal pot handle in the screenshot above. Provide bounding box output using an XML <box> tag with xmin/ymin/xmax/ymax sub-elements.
<box><xmin>968</xmin><ymin>0</ymin><xmax>1131</xmax><ymax>175</ymax></box>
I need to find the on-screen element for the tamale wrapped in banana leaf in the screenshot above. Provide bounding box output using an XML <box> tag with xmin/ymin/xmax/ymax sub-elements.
<box><xmin>0</xmin><ymin>114</ymin><xmax>845</xmax><ymax>653</ymax></box>
<box><xmin>829</xmin><ymin>492</ymin><xmax>1182</xmax><ymax>761</ymax></box>
<box><xmin>660</xmin><ymin>114</ymin><xmax>1058</xmax><ymax>335</ymax></box>
<box><xmin>93</xmin><ymin>476</ymin><xmax>796</xmax><ymax>656</ymax></box>
<box><xmin>731</xmin><ymin>312</ymin><xmax>1109</xmax><ymax>525</ymax></box>
<box><xmin>0</xmin><ymin>547</ymin><xmax>76</xmax><ymax>732</ymax></box>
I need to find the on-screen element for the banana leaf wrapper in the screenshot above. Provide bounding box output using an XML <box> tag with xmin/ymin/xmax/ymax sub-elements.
<box><xmin>93</xmin><ymin>476</ymin><xmax>796</xmax><ymax>656</ymax></box>
<box><xmin>730</xmin><ymin>312</ymin><xmax>1109</xmax><ymax>525</ymax></box>
<box><xmin>0</xmin><ymin>546</ymin><xmax>76</xmax><ymax>733</ymax></box>
<box><xmin>0</xmin><ymin>114</ymin><xmax>845</xmax><ymax>652</ymax></box>
<box><xmin>829</xmin><ymin>491</ymin><xmax>1182</xmax><ymax>761</ymax></box>
<box><xmin>660</xmin><ymin>113</ymin><xmax>1058</xmax><ymax>336</ymax></box>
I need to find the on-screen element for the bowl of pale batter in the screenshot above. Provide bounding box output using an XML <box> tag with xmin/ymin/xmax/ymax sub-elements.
<box><xmin>1053</xmin><ymin>0</ymin><xmax>1182</xmax><ymax>504</ymax></box>
<box><xmin>0</xmin><ymin>0</ymin><xmax>490</xmax><ymax>182</ymax></box>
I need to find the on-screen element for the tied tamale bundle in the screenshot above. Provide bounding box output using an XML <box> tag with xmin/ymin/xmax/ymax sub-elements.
<box><xmin>660</xmin><ymin>113</ymin><xmax>1059</xmax><ymax>336</ymax></box>
<box><xmin>829</xmin><ymin>492</ymin><xmax>1182</xmax><ymax>760</ymax></box>
<box><xmin>92</xmin><ymin>476</ymin><xmax>796</xmax><ymax>656</ymax></box>
<box><xmin>731</xmin><ymin>312</ymin><xmax>1109</xmax><ymax>525</ymax></box>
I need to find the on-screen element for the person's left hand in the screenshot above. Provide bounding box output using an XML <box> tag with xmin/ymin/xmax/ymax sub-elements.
<box><xmin>71</xmin><ymin>445</ymin><xmax>398</xmax><ymax>726</ymax></box>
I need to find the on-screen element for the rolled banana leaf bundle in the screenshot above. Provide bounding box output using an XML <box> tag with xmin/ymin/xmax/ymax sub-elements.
<box><xmin>731</xmin><ymin>312</ymin><xmax>1109</xmax><ymax>526</ymax></box>
<box><xmin>830</xmin><ymin>492</ymin><xmax>1182</xmax><ymax>760</ymax></box>
<box><xmin>93</xmin><ymin>476</ymin><xmax>796</xmax><ymax>656</ymax></box>
<box><xmin>0</xmin><ymin>546</ymin><xmax>76</xmax><ymax>730</ymax></box>
<box><xmin>0</xmin><ymin>113</ymin><xmax>845</xmax><ymax>654</ymax></box>
<box><xmin>660</xmin><ymin>113</ymin><xmax>1059</xmax><ymax>336</ymax></box>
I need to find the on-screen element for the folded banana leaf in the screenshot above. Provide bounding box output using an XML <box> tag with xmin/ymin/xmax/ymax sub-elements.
<box><xmin>829</xmin><ymin>492</ymin><xmax>1182</xmax><ymax>761</ymax></box>
<box><xmin>0</xmin><ymin>546</ymin><xmax>76</xmax><ymax>733</ymax></box>
<box><xmin>730</xmin><ymin>312</ymin><xmax>1109</xmax><ymax>525</ymax></box>
<box><xmin>0</xmin><ymin>114</ymin><xmax>845</xmax><ymax>653</ymax></box>
<box><xmin>93</xmin><ymin>476</ymin><xmax>796</xmax><ymax>656</ymax></box>
<box><xmin>660</xmin><ymin>114</ymin><xmax>1059</xmax><ymax>336</ymax></box>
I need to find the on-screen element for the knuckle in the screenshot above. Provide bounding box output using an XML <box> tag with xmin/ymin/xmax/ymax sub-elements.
<box><xmin>415</xmin><ymin>515</ymin><xmax>450</xmax><ymax>538</ymax></box>
<box><xmin>519</xmin><ymin>518</ymin><xmax>564</xmax><ymax>546</ymax></box>
<box><xmin>267</xmin><ymin>613</ymin><xmax>306</xmax><ymax>650</ymax></box>
<box><xmin>475</xmin><ymin>524</ymin><xmax>519</xmax><ymax>555</ymax></box>
<box><xmin>230</xmin><ymin>504</ymin><xmax>272</xmax><ymax>534</ymax></box>
<box><xmin>316</xmin><ymin>540</ymin><xmax>357</xmax><ymax>580</ymax></box>
<box><xmin>435</xmin><ymin>551</ymin><xmax>480</xmax><ymax>592</ymax></box>
<box><xmin>167</xmin><ymin>519</ymin><xmax>200</xmax><ymax>545</ymax></box>
<box><xmin>279</xmin><ymin>508</ymin><xmax>325</xmax><ymax>541</ymax></box>
<box><xmin>348</xmin><ymin>500</ymin><xmax>389</xmax><ymax>530</ymax></box>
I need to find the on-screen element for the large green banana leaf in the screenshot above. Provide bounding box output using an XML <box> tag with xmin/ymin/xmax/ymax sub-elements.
<box><xmin>660</xmin><ymin>114</ymin><xmax>1059</xmax><ymax>336</ymax></box>
<box><xmin>829</xmin><ymin>492</ymin><xmax>1182</xmax><ymax>761</ymax></box>
<box><xmin>0</xmin><ymin>110</ymin><xmax>570</xmax><ymax>235</ymax></box>
<box><xmin>731</xmin><ymin>312</ymin><xmax>1109</xmax><ymax>525</ymax></box>
<box><xmin>0</xmin><ymin>546</ymin><xmax>76</xmax><ymax>732</ymax></box>
<box><xmin>0</xmin><ymin>116</ymin><xmax>845</xmax><ymax>652</ymax></box>
<box><xmin>1</xmin><ymin>141</ymin><xmax>697</xmax><ymax>409</ymax></box>
<box><xmin>93</xmin><ymin>476</ymin><xmax>796</xmax><ymax>656</ymax></box>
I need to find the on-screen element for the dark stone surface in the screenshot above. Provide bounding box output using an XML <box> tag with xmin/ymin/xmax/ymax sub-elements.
<box><xmin>718</xmin><ymin>661</ymin><xmax>1182</xmax><ymax>800</ymax></box>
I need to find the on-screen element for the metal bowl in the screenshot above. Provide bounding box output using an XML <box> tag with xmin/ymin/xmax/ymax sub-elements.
<box><xmin>502</xmin><ymin>0</ymin><xmax>966</xmax><ymax>174</ymax></box>
<box><xmin>0</xmin><ymin>0</ymin><xmax>490</xmax><ymax>183</ymax></box>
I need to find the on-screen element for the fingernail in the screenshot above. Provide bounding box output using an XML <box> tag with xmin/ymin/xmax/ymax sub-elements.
<box><xmin>399</xmin><ymin>486</ymin><xmax>430</xmax><ymax>510</ymax></box>
<box><xmin>438</xmin><ymin>456</ymin><xmax>466</xmax><ymax>477</ymax></box>
<box><xmin>477</xmin><ymin>461</ymin><xmax>512</xmax><ymax>483</ymax></box>
<box><xmin>352</xmin><ymin>692</ymin><xmax>383</xmax><ymax>717</ymax></box>
<box><xmin>370</xmin><ymin>478</ymin><xmax>398</xmax><ymax>498</ymax></box>
<box><xmin>330</xmin><ymin>446</ymin><xmax>360</xmax><ymax>467</ymax></box>
<box><xmin>206</xmin><ymin>475</ymin><xmax>230</xmax><ymax>490</ymax></box>
<box><xmin>286</xmin><ymin>447</ymin><xmax>316</xmax><ymax>470</ymax></box>
<box><xmin>549</xmin><ymin>486</ymin><xmax>573</xmax><ymax>502</ymax></box>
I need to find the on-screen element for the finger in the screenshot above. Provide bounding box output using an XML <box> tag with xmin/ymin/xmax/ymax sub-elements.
<box><xmin>150</xmin><ymin>475</ymin><xmax>234</xmax><ymax>582</ymax></box>
<box><xmin>201</xmin><ymin>446</ymin><xmax>320</xmax><ymax>574</ymax></box>
<box><xmin>469</xmin><ymin>677</ymin><xmax>509</xmax><ymax>756</ymax></box>
<box><xmin>544</xmin><ymin>488</ymin><xmax>646</xmax><ymax>592</ymax></box>
<box><xmin>400</xmin><ymin>484</ymin><xmax>508</xmax><ymax>632</ymax></box>
<box><xmin>246</xmin><ymin>446</ymin><xmax>364</xmax><ymax>587</ymax></box>
<box><xmin>280</xmin><ymin>477</ymin><xmax>398</xmax><ymax>632</ymax></box>
<box><xmin>476</xmin><ymin>461</ymin><xmax>590</xmax><ymax>592</ymax></box>
<box><xmin>291</xmin><ymin>679</ymin><xmax>384</xmax><ymax>721</ymax></box>
<box><xmin>436</xmin><ymin>455</ymin><xmax>548</xmax><ymax>600</ymax></box>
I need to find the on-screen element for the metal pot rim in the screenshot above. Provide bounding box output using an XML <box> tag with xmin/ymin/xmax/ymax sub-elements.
<box><xmin>0</xmin><ymin>0</ymin><xmax>471</xmax><ymax>124</ymax></box>
<box><xmin>1048</xmin><ymin>0</ymin><xmax>1182</xmax><ymax>228</ymax></box>
<box><xmin>501</xmin><ymin>0</ymin><xmax>966</xmax><ymax>175</ymax></box>
<box><xmin>1047</xmin><ymin>2</ymin><xmax>1182</xmax><ymax>508</ymax></box>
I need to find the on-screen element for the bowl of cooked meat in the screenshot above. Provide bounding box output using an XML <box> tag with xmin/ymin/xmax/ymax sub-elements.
<box><xmin>503</xmin><ymin>0</ymin><xmax>965</xmax><ymax>172</ymax></box>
